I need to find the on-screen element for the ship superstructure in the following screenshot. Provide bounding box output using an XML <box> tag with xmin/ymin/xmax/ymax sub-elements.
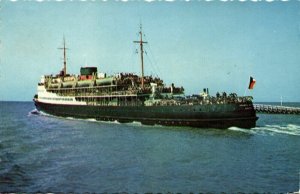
<box><xmin>34</xmin><ymin>25</ymin><xmax>258</xmax><ymax>129</ymax></box>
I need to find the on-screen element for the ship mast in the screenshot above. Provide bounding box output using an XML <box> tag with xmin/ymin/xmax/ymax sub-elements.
<box><xmin>134</xmin><ymin>24</ymin><xmax>148</xmax><ymax>89</ymax></box>
<box><xmin>58</xmin><ymin>37</ymin><xmax>68</xmax><ymax>76</ymax></box>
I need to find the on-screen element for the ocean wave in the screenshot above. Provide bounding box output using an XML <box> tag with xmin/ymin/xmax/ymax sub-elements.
<box><xmin>28</xmin><ymin>109</ymin><xmax>54</xmax><ymax>117</ymax></box>
<box><xmin>66</xmin><ymin>117</ymin><xmax>119</xmax><ymax>124</ymax></box>
<box><xmin>228</xmin><ymin>127</ymin><xmax>256</xmax><ymax>134</ymax></box>
<box><xmin>28</xmin><ymin>109</ymin><xmax>40</xmax><ymax>116</ymax></box>
<box><xmin>65</xmin><ymin>117</ymin><xmax>96</xmax><ymax>122</ymax></box>
<box><xmin>228</xmin><ymin>124</ymin><xmax>300</xmax><ymax>136</ymax></box>
<box><xmin>86</xmin><ymin>118</ymin><xmax>97</xmax><ymax>122</ymax></box>
<box><xmin>253</xmin><ymin>124</ymin><xmax>300</xmax><ymax>136</ymax></box>
<box><xmin>154</xmin><ymin>124</ymin><xmax>164</xmax><ymax>128</ymax></box>
<box><xmin>112</xmin><ymin>120</ymin><xmax>121</xmax><ymax>124</ymax></box>
<box><xmin>127</xmin><ymin>121</ymin><xmax>143</xmax><ymax>126</ymax></box>
<box><xmin>92</xmin><ymin>119</ymin><xmax>121</xmax><ymax>125</ymax></box>
<box><xmin>29</xmin><ymin>111</ymin><xmax>124</xmax><ymax>125</ymax></box>
<box><xmin>37</xmin><ymin>110</ymin><xmax>52</xmax><ymax>117</ymax></box>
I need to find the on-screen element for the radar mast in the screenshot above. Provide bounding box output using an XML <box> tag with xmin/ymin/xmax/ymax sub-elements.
<box><xmin>58</xmin><ymin>37</ymin><xmax>68</xmax><ymax>76</ymax></box>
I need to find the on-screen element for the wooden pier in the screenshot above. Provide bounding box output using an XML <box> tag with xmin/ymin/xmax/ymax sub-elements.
<box><xmin>254</xmin><ymin>104</ymin><xmax>300</xmax><ymax>115</ymax></box>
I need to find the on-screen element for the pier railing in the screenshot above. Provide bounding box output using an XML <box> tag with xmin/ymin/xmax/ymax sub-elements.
<box><xmin>254</xmin><ymin>104</ymin><xmax>300</xmax><ymax>115</ymax></box>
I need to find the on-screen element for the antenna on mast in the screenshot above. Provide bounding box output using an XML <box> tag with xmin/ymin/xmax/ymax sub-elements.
<box><xmin>58</xmin><ymin>36</ymin><xmax>69</xmax><ymax>76</ymax></box>
<box><xmin>133</xmin><ymin>23</ymin><xmax>148</xmax><ymax>89</ymax></box>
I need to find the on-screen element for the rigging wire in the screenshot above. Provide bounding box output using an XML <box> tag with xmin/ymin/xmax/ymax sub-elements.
<box><xmin>129</xmin><ymin>40</ymin><xmax>139</xmax><ymax>74</ymax></box>
<box><xmin>142</xmin><ymin>33</ymin><xmax>162</xmax><ymax>78</ymax></box>
<box><xmin>131</xmin><ymin>24</ymin><xmax>162</xmax><ymax>78</ymax></box>
<box><xmin>144</xmin><ymin>49</ymin><xmax>159</xmax><ymax>78</ymax></box>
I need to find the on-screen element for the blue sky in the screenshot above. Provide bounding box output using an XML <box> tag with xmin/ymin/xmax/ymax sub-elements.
<box><xmin>0</xmin><ymin>1</ymin><xmax>300</xmax><ymax>102</ymax></box>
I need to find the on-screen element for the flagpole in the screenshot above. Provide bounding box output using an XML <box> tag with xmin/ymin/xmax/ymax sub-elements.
<box><xmin>243</xmin><ymin>76</ymin><xmax>250</xmax><ymax>96</ymax></box>
<box><xmin>243</xmin><ymin>87</ymin><xmax>248</xmax><ymax>96</ymax></box>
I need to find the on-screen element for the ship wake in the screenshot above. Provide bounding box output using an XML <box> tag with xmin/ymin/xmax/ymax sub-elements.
<box><xmin>253</xmin><ymin>124</ymin><xmax>300</xmax><ymax>136</ymax></box>
<box><xmin>229</xmin><ymin>124</ymin><xmax>300</xmax><ymax>136</ymax></box>
<box><xmin>29</xmin><ymin>109</ymin><xmax>300</xmax><ymax>136</ymax></box>
<box><xmin>228</xmin><ymin>127</ymin><xmax>256</xmax><ymax>134</ymax></box>
<box><xmin>28</xmin><ymin>109</ymin><xmax>40</xmax><ymax>115</ymax></box>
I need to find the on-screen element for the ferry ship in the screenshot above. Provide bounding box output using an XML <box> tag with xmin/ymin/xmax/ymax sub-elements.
<box><xmin>33</xmin><ymin>25</ymin><xmax>258</xmax><ymax>129</ymax></box>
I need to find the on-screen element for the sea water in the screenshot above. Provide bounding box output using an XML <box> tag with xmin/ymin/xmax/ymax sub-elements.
<box><xmin>0</xmin><ymin>101</ymin><xmax>300</xmax><ymax>193</ymax></box>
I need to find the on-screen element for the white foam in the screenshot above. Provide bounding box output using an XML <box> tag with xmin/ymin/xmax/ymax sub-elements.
<box><xmin>287</xmin><ymin>124</ymin><xmax>300</xmax><ymax>130</ymax></box>
<box><xmin>112</xmin><ymin>120</ymin><xmax>121</xmax><ymax>124</ymax></box>
<box><xmin>254</xmin><ymin>124</ymin><xmax>300</xmax><ymax>136</ymax></box>
<box><xmin>92</xmin><ymin>119</ymin><xmax>121</xmax><ymax>125</ymax></box>
<box><xmin>126</xmin><ymin>121</ymin><xmax>143</xmax><ymax>126</ymax></box>
<box><xmin>38</xmin><ymin>110</ymin><xmax>52</xmax><ymax>117</ymax></box>
<box><xmin>31</xmin><ymin>111</ymin><xmax>124</xmax><ymax>125</ymax></box>
<box><xmin>86</xmin><ymin>118</ymin><xmax>97</xmax><ymax>122</ymax></box>
<box><xmin>154</xmin><ymin>124</ymin><xmax>164</xmax><ymax>128</ymax></box>
<box><xmin>228</xmin><ymin>127</ymin><xmax>256</xmax><ymax>134</ymax></box>
<box><xmin>28</xmin><ymin>109</ymin><xmax>39</xmax><ymax>116</ymax></box>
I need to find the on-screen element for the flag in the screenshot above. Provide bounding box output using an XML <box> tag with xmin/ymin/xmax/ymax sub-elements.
<box><xmin>248</xmin><ymin>76</ymin><xmax>256</xmax><ymax>89</ymax></box>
